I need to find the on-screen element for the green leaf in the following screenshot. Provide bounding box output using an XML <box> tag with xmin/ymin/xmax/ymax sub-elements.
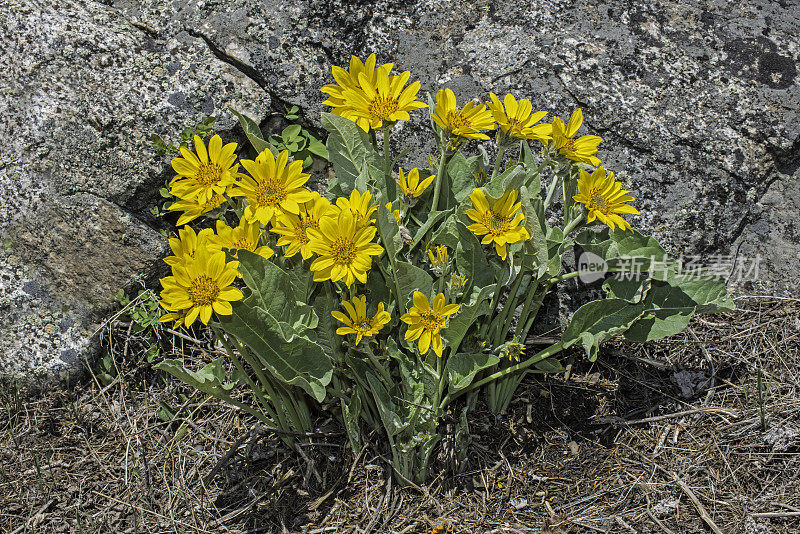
<box><xmin>454</xmin><ymin>222</ymin><xmax>493</xmax><ymax>292</ymax></box>
<box><xmin>446</xmin><ymin>352</ymin><xmax>500</xmax><ymax>393</ymax></box>
<box><xmin>313</xmin><ymin>286</ymin><xmax>345</xmax><ymax>363</ymax></box>
<box><xmin>661</xmin><ymin>273</ymin><xmax>735</xmax><ymax>313</ymax></box>
<box><xmin>562</xmin><ymin>299</ymin><xmax>646</xmax><ymax>361</ymax></box>
<box><xmin>447</xmin><ymin>152</ymin><xmax>480</xmax><ymax>202</ymax></box>
<box><xmin>231</xmin><ymin>109</ymin><xmax>277</xmax><ymax>156</ymax></box>
<box><xmin>321</xmin><ymin>113</ymin><xmax>383</xmax><ymax>197</ymax></box>
<box><xmin>283</xmin><ymin>124</ymin><xmax>302</xmax><ymax>140</ymax></box>
<box><xmin>394</xmin><ymin>262</ymin><xmax>433</xmax><ymax>308</ymax></box>
<box><xmin>574</xmin><ymin>227</ymin><xmax>669</xmax><ymax>271</ymax></box>
<box><xmin>307</xmin><ymin>140</ymin><xmax>329</xmax><ymax>159</ymax></box>
<box><xmin>154</xmin><ymin>358</ymin><xmax>236</xmax><ymax>397</ymax></box>
<box><xmin>603</xmin><ymin>276</ymin><xmax>651</xmax><ymax>303</ymax></box>
<box><xmin>376</xmin><ymin>201</ymin><xmax>403</xmax><ymax>262</ymax></box>
<box><xmin>366</xmin><ymin>373</ymin><xmax>405</xmax><ymax>437</ymax></box>
<box><xmin>623</xmin><ymin>281</ymin><xmax>696</xmax><ymax>342</ymax></box>
<box><xmin>341</xmin><ymin>391</ymin><xmax>362</xmax><ymax>454</ymax></box>
<box><xmin>364</xmin><ymin>269</ymin><xmax>394</xmax><ymax>317</ymax></box>
<box><xmin>218</xmin><ymin>251</ymin><xmax>330</xmax><ymax>401</ymax></box>
<box><xmin>409</xmin><ymin>209</ymin><xmax>450</xmax><ymax>253</ymax></box>
<box><xmin>235</xmin><ymin>251</ymin><xmax>293</xmax><ymax>318</ymax></box>
<box><xmin>533</xmin><ymin>358</ymin><xmax>564</xmax><ymax>373</ymax></box>
<box><xmin>519</xmin><ymin>186</ymin><xmax>549</xmax><ymax>272</ymax></box>
<box><xmin>429</xmin><ymin>214</ymin><xmax>461</xmax><ymax>250</ymax></box>
<box><xmin>441</xmin><ymin>285</ymin><xmax>494</xmax><ymax>354</ymax></box>
<box><xmin>485</xmin><ymin>165</ymin><xmax>525</xmax><ymax>197</ymax></box>
<box><xmin>283</xmin><ymin>256</ymin><xmax>314</xmax><ymax>302</ymax></box>
<box><xmin>218</xmin><ymin>303</ymin><xmax>332</xmax><ymax>402</ymax></box>
<box><xmin>520</xmin><ymin>141</ymin><xmax>542</xmax><ymax>193</ymax></box>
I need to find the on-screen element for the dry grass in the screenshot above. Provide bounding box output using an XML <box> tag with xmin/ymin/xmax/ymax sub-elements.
<box><xmin>1</xmin><ymin>297</ymin><xmax>798</xmax><ymax>533</ymax></box>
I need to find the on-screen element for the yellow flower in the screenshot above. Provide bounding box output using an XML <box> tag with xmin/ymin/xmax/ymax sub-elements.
<box><xmin>164</xmin><ymin>225</ymin><xmax>214</xmax><ymax>267</ymax></box>
<box><xmin>331</xmin><ymin>295</ymin><xmax>391</xmax><ymax>345</ymax></box>
<box><xmin>385</xmin><ymin>202</ymin><xmax>401</xmax><ymax>223</ymax></box>
<box><xmin>207</xmin><ymin>219</ymin><xmax>273</xmax><ymax>260</ymax></box>
<box><xmin>321</xmin><ymin>54</ymin><xmax>395</xmax><ymax>131</ymax></box>
<box><xmin>550</xmin><ymin>109</ymin><xmax>602</xmax><ymax>166</ymax></box>
<box><xmin>487</xmin><ymin>93</ymin><xmax>551</xmax><ymax>142</ymax></box>
<box><xmin>307</xmin><ymin>209</ymin><xmax>384</xmax><ymax>286</ymax></box>
<box><xmin>271</xmin><ymin>193</ymin><xmax>335</xmax><ymax>259</ymax></box>
<box><xmin>465</xmin><ymin>189</ymin><xmax>530</xmax><ymax>260</ymax></box>
<box><xmin>400</xmin><ymin>292</ymin><xmax>460</xmax><ymax>357</ymax></box>
<box><xmin>168</xmin><ymin>193</ymin><xmax>227</xmax><ymax>226</ymax></box>
<box><xmin>335</xmin><ymin>189</ymin><xmax>378</xmax><ymax>227</ymax></box>
<box><xmin>158</xmin><ymin>310</ymin><xmax>189</xmax><ymax>329</ymax></box>
<box><xmin>158</xmin><ymin>247</ymin><xmax>243</xmax><ymax>327</ymax></box>
<box><xmin>500</xmin><ymin>341</ymin><xmax>526</xmax><ymax>362</ymax></box>
<box><xmin>430</xmin><ymin>88</ymin><xmax>496</xmax><ymax>140</ymax></box>
<box><xmin>573</xmin><ymin>167</ymin><xmax>639</xmax><ymax>231</ymax></box>
<box><xmin>230</xmin><ymin>149</ymin><xmax>314</xmax><ymax>225</ymax></box>
<box><xmin>450</xmin><ymin>272</ymin><xmax>468</xmax><ymax>295</ymax></box>
<box><xmin>427</xmin><ymin>244</ymin><xmax>448</xmax><ymax>268</ymax></box>
<box><xmin>169</xmin><ymin>135</ymin><xmax>239</xmax><ymax>203</ymax></box>
<box><xmin>396</xmin><ymin>167</ymin><xmax>435</xmax><ymax>199</ymax></box>
<box><xmin>341</xmin><ymin>68</ymin><xmax>428</xmax><ymax>131</ymax></box>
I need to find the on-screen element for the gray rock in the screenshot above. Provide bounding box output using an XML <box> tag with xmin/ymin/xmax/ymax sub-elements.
<box><xmin>1</xmin><ymin>0</ymin><xmax>798</xmax><ymax>380</ymax></box>
<box><xmin>0</xmin><ymin>0</ymin><xmax>268</xmax><ymax>380</ymax></box>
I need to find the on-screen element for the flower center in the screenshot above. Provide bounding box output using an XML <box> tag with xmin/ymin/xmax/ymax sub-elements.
<box><xmin>196</xmin><ymin>163</ymin><xmax>223</xmax><ymax>186</ymax></box>
<box><xmin>294</xmin><ymin>215</ymin><xmax>320</xmax><ymax>245</ymax></box>
<box><xmin>300</xmin><ymin>215</ymin><xmax>320</xmax><ymax>232</ymax></box>
<box><xmin>203</xmin><ymin>195</ymin><xmax>226</xmax><ymax>210</ymax></box>
<box><xmin>368</xmin><ymin>96</ymin><xmax>399</xmax><ymax>120</ymax></box>
<box><xmin>420</xmin><ymin>311</ymin><xmax>445</xmax><ymax>332</ymax></box>
<box><xmin>187</xmin><ymin>275</ymin><xmax>220</xmax><ymax>306</ymax></box>
<box><xmin>255</xmin><ymin>181</ymin><xmax>287</xmax><ymax>206</ymax></box>
<box><xmin>355</xmin><ymin>319</ymin><xmax>372</xmax><ymax>334</ymax></box>
<box><xmin>233</xmin><ymin>238</ymin><xmax>254</xmax><ymax>250</ymax></box>
<box><xmin>447</xmin><ymin>110</ymin><xmax>470</xmax><ymax>130</ymax></box>
<box><xmin>483</xmin><ymin>211</ymin><xmax>510</xmax><ymax>235</ymax></box>
<box><xmin>331</xmin><ymin>237</ymin><xmax>357</xmax><ymax>265</ymax></box>
<box><xmin>561</xmin><ymin>138</ymin><xmax>577</xmax><ymax>152</ymax></box>
<box><xmin>590</xmin><ymin>193</ymin><xmax>609</xmax><ymax>213</ymax></box>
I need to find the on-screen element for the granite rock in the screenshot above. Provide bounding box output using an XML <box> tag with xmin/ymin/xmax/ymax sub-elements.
<box><xmin>1</xmin><ymin>0</ymin><xmax>798</xmax><ymax>380</ymax></box>
<box><xmin>0</xmin><ymin>0</ymin><xmax>269</xmax><ymax>380</ymax></box>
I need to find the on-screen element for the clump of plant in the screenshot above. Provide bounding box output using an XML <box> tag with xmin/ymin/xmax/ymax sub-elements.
<box><xmin>152</xmin><ymin>54</ymin><xmax>733</xmax><ymax>484</ymax></box>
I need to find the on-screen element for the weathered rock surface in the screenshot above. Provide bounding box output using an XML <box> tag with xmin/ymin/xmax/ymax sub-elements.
<box><xmin>2</xmin><ymin>0</ymin><xmax>798</xmax><ymax>379</ymax></box>
<box><xmin>0</xmin><ymin>0</ymin><xmax>269</xmax><ymax>379</ymax></box>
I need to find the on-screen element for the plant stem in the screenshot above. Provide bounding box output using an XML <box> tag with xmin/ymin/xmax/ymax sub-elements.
<box><xmin>525</xmin><ymin>157</ymin><xmax>549</xmax><ymax>189</ymax></box>
<box><xmin>383</xmin><ymin>126</ymin><xmax>395</xmax><ymax>198</ymax></box>
<box><xmin>515</xmin><ymin>278</ymin><xmax>540</xmax><ymax>339</ymax></box>
<box><xmin>365</xmin><ymin>345</ymin><xmax>393</xmax><ymax>386</ymax></box>
<box><xmin>489</xmin><ymin>144</ymin><xmax>506</xmax><ymax>184</ymax></box>
<box><xmin>548</xmin><ymin>267</ymin><xmax>624</xmax><ymax>285</ymax></box>
<box><xmin>213</xmin><ymin>326</ymin><xmax>281</xmax><ymax>426</ymax></box>
<box><xmin>543</xmin><ymin>173</ymin><xmax>561</xmax><ymax>210</ymax></box>
<box><xmin>493</xmin><ymin>267</ymin><xmax>526</xmax><ymax>346</ymax></box>
<box><xmin>562</xmin><ymin>166</ymin><xmax>577</xmax><ymax>227</ymax></box>
<box><xmin>440</xmin><ymin>342</ymin><xmax>564</xmax><ymax>408</ymax></box>
<box><xmin>519</xmin><ymin>290</ymin><xmax>549</xmax><ymax>346</ymax></box>
<box><xmin>436</xmin><ymin>353</ymin><xmax>446</xmax><ymax>407</ymax></box>
<box><xmin>430</xmin><ymin>147</ymin><xmax>448</xmax><ymax>212</ymax></box>
<box><xmin>562</xmin><ymin>213</ymin><xmax>585</xmax><ymax>236</ymax></box>
<box><xmin>479</xmin><ymin>280</ymin><xmax>504</xmax><ymax>339</ymax></box>
<box><xmin>377</xmin><ymin>235</ymin><xmax>406</xmax><ymax>316</ymax></box>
